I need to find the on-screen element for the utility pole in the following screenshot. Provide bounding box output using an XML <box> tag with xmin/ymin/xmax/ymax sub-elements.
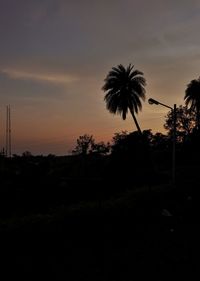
<box><xmin>172</xmin><ymin>104</ymin><xmax>176</xmax><ymax>186</ymax></box>
<box><xmin>5</xmin><ymin>105</ymin><xmax>11</xmax><ymax>158</ymax></box>
<box><xmin>148</xmin><ymin>98</ymin><xmax>177</xmax><ymax>186</ymax></box>
<box><xmin>6</xmin><ymin>105</ymin><xmax>8</xmax><ymax>157</ymax></box>
<box><xmin>9</xmin><ymin>105</ymin><xmax>11</xmax><ymax>158</ymax></box>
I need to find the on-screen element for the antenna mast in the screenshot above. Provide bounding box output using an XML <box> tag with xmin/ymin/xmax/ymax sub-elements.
<box><xmin>5</xmin><ymin>105</ymin><xmax>11</xmax><ymax>158</ymax></box>
<box><xmin>9</xmin><ymin>105</ymin><xmax>11</xmax><ymax>158</ymax></box>
<box><xmin>6</xmin><ymin>106</ymin><xmax>8</xmax><ymax>157</ymax></box>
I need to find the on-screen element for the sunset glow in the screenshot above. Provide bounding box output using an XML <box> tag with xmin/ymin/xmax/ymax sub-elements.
<box><xmin>1</xmin><ymin>0</ymin><xmax>200</xmax><ymax>154</ymax></box>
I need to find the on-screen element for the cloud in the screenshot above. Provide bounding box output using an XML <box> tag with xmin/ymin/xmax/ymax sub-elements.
<box><xmin>1</xmin><ymin>68</ymin><xmax>78</xmax><ymax>84</ymax></box>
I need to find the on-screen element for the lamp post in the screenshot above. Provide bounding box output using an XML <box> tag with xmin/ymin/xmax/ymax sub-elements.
<box><xmin>148</xmin><ymin>98</ymin><xmax>176</xmax><ymax>186</ymax></box>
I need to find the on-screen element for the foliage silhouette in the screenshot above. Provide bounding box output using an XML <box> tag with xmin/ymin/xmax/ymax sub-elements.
<box><xmin>111</xmin><ymin>131</ymin><xmax>129</xmax><ymax>152</ymax></box>
<box><xmin>72</xmin><ymin>134</ymin><xmax>110</xmax><ymax>156</ymax></box>
<box><xmin>111</xmin><ymin>130</ymin><xmax>149</xmax><ymax>154</ymax></box>
<box><xmin>72</xmin><ymin>134</ymin><xmax>95</xmax><ymax>155</ymax></box>
<box><xmin>107</xmin><ymin>130</ymin><xmax>159</xmax><ymax>185</ymax></box>
<box><xmin>91</xmin><ymin>141</ymin><xmax>111</xmax><ymax>155</ymax></box>
<box><xmin>102</xmin><ymin>64</ymin><xmax>146</xmax><ymax>134</ymax></box>
<box><xmin>151</xmin><ymin>132</ymin><xmax>169</xmax><ymax>150</ymax></box>
<box><xmin>164</xmin><ymin>105</ymin><xmax>195</xmax><ymax>142</ymax></box>
<box><xmin>22</xmin><ymin>151</ymin><xmax>33</xmax><ymax>158</ymax></box>
<box><xmin>185</xmin><ymin>77</ymin><xmax>200</xmax><ymax>130</ymax></box>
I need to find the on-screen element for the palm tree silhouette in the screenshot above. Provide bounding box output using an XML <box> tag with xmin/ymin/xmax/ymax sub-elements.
<box><xmin>102</xmin><ymin>64</ymin><xmax>146</xmax><ymax>134</ymax></box>
<box><xmin>185</xmin><ymin>77</ymin><xmax>200</xmax><ymax>130</ymax></box>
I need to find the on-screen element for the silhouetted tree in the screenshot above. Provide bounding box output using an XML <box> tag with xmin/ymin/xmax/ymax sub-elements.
<box><xmin>151</xmin><ymin>132</ymin><xmax>169</xmax><ymax>149</ymax></box>
<box><xmin>109</xmin><ymin>130</ymin><xmax>156</xmax><ymax>186</ymax></box>
<box><xmin>91</xmin><ymin>141</ymin><xmax>111</xmax><ymax>155</ymax></box>
<box><xmin>22</xmin><ymin>151</ymin><xmax>32</xmax><ymax>157</ymax></box>
<box><xmin>72</xmin><ymin>135</ymin><xmax>110</xmax><ymax>156</ymax></box>
<box><xmin>111</xmin><ymin>130</ymin><xmax>151</xmax><ymax>154</ymax></box>
<box><xmin>164</xmin><ymin>105</ymin><xmax>195</xmax><ymax>142</ymax></box>
<box><xmin>142</xmin><ymin>129</ymin><xmax>153</xmax><ymax>144</ymax></box>
<box><xmin>102</xmin><ymin>64</ymin><xmax>146</xmax><ymax>134</ymax></box>
<box><xmin>185</xmin><ymin>77</ymin><xmax>200</xmax><ymax>130</ymax></box>
<box><xmin>72</xmin><ymin>134</ymin><xmax>95</xmax><ymax>155</ymax></box>
<box><xmin>111</xmin><ymin>131</ymin><xmax>128</xmax><ymax>152</ymax></box>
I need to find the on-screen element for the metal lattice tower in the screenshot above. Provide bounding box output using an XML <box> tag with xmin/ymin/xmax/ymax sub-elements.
<box><xmin>6</xmin><ymin>105</ymin><xmax>11</xmax><ymax>158</ymax></box>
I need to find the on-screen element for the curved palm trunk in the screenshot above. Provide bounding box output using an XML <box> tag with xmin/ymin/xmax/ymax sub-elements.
<box><xmin>130</xmin><ymin>109</ymin><xmax>142</xmax><ymax>135</ymax></box>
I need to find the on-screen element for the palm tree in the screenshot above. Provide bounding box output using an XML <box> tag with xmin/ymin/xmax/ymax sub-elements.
<box><xmin>185</xmin><ymin>77</ymin><xmax>200</xmax><ymax>130</ymax></box>
<box><xmin>102</xmin><ymin>64</ymin><xmax>146</xmax><ymax>135</ymax></box>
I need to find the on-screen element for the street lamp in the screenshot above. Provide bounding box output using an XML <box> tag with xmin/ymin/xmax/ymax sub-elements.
<box><xmin>148</xmin><ymin>98</ymin><xmax>176</xmax><ymax>186</ymax></box>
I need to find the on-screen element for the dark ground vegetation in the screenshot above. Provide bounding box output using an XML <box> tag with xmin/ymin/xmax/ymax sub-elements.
<box><xmin>0</xmin><ymin>132</ymin><xmax>197</xmax><ymax>280</ymax></box>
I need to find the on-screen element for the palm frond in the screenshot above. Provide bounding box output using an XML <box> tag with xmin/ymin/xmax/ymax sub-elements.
<box><xmin>102</xmin><ymin>63</ymin><xmax>146</xmax><ymax>130</ymax></box>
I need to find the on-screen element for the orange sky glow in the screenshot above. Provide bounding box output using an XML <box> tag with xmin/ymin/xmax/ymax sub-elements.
<box><xmin>1</xmin><ymin>0</ymin><xmax>200</xmax><ymax>155</ymax></box>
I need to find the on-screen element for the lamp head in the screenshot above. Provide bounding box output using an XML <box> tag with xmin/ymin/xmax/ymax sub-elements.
<box><xmin>148</xmin><ymin>98</ymin><xmax>159</xmax><ymax>105</ymax></box>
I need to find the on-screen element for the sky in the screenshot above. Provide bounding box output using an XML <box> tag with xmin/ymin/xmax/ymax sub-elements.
<box><xmin>1</xmin><ymin>0</ymin><xmax>200</xmax><ymax>155</ymax></box>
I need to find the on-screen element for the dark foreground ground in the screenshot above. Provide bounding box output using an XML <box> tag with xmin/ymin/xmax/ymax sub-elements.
<box><xmin>0</xmin><ymin>182</ymin><xmax>196</xmax><ymax>281</ymax></box>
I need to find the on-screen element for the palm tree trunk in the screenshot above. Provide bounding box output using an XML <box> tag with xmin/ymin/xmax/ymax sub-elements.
<box><xmin>130</xmin><ymin>109</ymin><xmax>142</xmax><ymax>135</ymax></box>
